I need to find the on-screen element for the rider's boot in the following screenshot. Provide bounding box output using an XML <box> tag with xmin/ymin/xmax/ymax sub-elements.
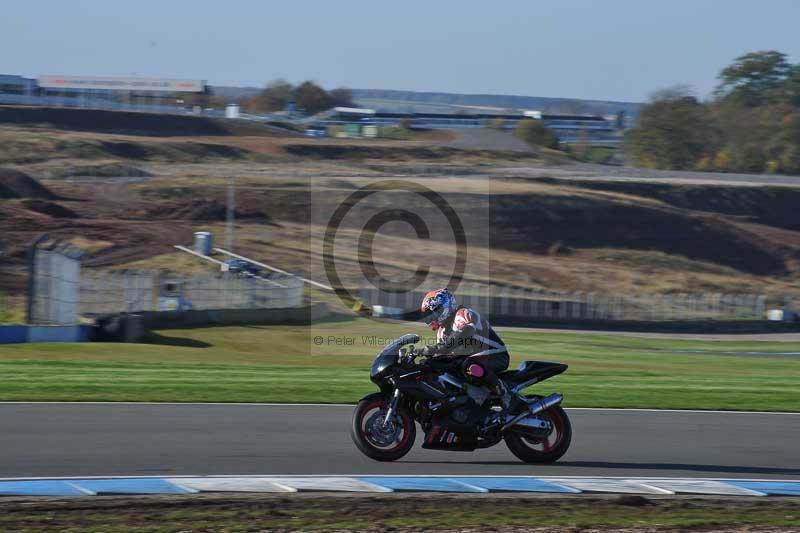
<box><xmin>496</xmin><ymin>380</ymin><xmax>515</xmax><ymax>413</ymax></box>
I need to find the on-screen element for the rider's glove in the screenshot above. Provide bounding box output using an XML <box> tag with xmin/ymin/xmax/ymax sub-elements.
<box><xmin>420</xmin><ymin>345</ymin><xmax>437</xmax><ymax>358</ymax></box>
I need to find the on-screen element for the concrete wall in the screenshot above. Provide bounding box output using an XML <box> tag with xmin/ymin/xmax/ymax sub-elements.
<box><xmin>138</xmin><ymin>303</ymin><xmax>330</xmax><ymax>330</ymax></box>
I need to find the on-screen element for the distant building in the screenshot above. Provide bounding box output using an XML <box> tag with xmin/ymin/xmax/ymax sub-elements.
<box><xmin>321</xmin><ymin>107</ymin><xmax>617</xmax><ymax>143</ymax></box>
<box><xmin>0</xmin><ymin>74</ymin><xmax>36</xmax><ymax>98</ymax></box>
<box><xmin>37</xmin><ymin>75</ymin><xmax>205</xmax><ymax>106</ymax></box>
<box><xmin>0</xmin><ymin>73</ymin><xmax>206</xmax><ymax>110</ymax></box>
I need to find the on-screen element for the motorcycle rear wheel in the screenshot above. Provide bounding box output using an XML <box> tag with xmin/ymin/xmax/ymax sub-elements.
<box><xmin>351</xmin><ymin>392</ymin><xmax>416</xmax><ymax>462</ymax></box>
<box><xmin>504</xmin><ymin>404</ymin><xmax>571</xmax><ymax>463</ymax></box>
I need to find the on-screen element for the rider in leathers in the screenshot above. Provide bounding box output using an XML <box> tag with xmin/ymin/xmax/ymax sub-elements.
<box><xmin>419</xmin><ymin>288</ymin><xmax>513</xmax><ymax>409</ymax></box>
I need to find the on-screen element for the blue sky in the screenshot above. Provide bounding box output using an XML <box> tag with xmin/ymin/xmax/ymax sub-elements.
<box><xmin>2</xmin><ymin>0</ymin><xmax>799</xmax><ymax>102</ymax></box>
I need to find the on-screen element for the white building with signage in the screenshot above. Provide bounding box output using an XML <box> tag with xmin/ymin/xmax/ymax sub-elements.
<box><xmin>0</xmin><ymin>72</ymin><xmax>207</xmax><ymax>110</ymax></box>
<box><xmin>36</xmin><ymin>75</ymin><xmax>206</xmax><ymax>107</ymax></box>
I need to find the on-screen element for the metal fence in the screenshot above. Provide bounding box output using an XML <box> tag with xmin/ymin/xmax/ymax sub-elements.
<box><xmin>358</xmin><ymin>284</ymin><xmax>770</xmax><ymax>322</ymax></box>
<box><xmin>0</xmin><ymin>93</ymin><xmax>224</xmax><ymax>117</ymax></box>
<box><xmin>77</xmin><ymin>270</ymin><xmax>304</xmax><ymax>317</ymax></box>
<box><xmin>32</xmin><ymin>264</ymin><xmax>304</xmax><ymax>324</ymax></box>
<box><xmin>28</xmin><ymin>245</ymin><xmax>82</xmax><ymax>325</ymax></box>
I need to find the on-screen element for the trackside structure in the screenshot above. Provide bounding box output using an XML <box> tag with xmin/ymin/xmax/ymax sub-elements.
<box><xmin>26</xmin><ymin>239</ymin><xmax>304</xmax><ymax>325</ymax></box>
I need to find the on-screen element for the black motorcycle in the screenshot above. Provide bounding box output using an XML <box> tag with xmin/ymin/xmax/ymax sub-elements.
<box><xmin>351</xmin><ymin>334</ymin><xmax>572</xmax><ymax>463</ymax></box>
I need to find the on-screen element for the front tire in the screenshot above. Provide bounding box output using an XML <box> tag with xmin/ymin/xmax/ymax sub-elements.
<box><xmin>505</xmin><ymin>404</ymin><xmax>571</xmax><ymax>463</ymax></box>
<box><xmin>351</xmin><ymin>392</ymin><xmax>416</xmax><ymax>462</ymax></box>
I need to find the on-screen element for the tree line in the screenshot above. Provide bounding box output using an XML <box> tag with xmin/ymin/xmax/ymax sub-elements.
<box><xmin>242</xmin><ymin>80</ymin><xmax>354</xmax><ymax>115</ymax></box>
<box><xmin>626</xmin><ymin>51</ymin><xmax>800</xmax><ymax>174</ymax></box>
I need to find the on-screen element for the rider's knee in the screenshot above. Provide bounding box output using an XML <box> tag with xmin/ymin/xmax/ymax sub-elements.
<box><xmin>466</xmin><ymin>363</ymin><xmax>485</xmax><ymax>378</ymax></box>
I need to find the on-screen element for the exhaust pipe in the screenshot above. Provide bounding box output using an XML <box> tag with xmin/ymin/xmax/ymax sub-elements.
<box><xmin>501</xmin><ymin>393</ymin><xmax>563</xmax><ymax>433</ymax></box>
<box><xmin>507</xmin><ymin>415</ymin><xmax>553</xmax><ymax>437</ymax></box>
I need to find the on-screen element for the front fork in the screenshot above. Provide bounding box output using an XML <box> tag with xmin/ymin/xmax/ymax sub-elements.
<box><xmin>383</xmin><ymin>388</ymin><xmax>401</xmax><ymax>426</ymax></box>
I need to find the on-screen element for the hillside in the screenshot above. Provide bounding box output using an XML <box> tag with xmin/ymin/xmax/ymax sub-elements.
<box><xmin>0</xmin><ymin>113</ymin><xmax>798</xmax><ymax>302</ymax></box>
<box><xmin>0</xmin><ymin>106</ymin><xmax>296</xmax><ymax>137</ymax></box>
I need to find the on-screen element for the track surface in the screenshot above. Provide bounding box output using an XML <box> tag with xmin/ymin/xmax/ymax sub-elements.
<box><xmin>1</xmin><ymin>404</ymin><xmax>798</xmax><ymax>479</ymax></box>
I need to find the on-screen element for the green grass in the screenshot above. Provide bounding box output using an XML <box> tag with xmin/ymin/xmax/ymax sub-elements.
<box><xmin>566</xmin><ymin>145</ymin><xmax>618</xmax><ymax>163</ymax></box>
<box><xmin>2</xmin><ymin>494</ymin><xmax>799</xmax><ymax>532</ymax></box>
<box><xmin>0</xmin><ymin>316</ymin><xmax>799</xmax><ymax>409</ymax></box>
<box><xmin>377</xmin><ymin>126</ymin><xmax>420</xmax><ymax>140</ymax></box>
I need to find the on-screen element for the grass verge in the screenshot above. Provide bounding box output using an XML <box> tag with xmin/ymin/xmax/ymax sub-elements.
<box><xmin>1</xmin><ymin>494</ymin><xmax>799</xmax><ymax>532</ymax></box>
<box><xmin>0</xmin><ymin>317</ymin><xmax>798</xmax><ymax>409</ymax></box>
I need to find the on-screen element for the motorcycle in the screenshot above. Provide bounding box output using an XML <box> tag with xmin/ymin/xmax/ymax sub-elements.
<box><xmin>351</xmin><ymin>334</ymin><xmax>571</xmax><ymax>463</ymax></box>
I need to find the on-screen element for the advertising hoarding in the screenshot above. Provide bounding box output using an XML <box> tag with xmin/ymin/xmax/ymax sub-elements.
<box><xmin>38</xmin><ymin>75</ymin><xmax>204</xmax><ymax>92</ymax></box>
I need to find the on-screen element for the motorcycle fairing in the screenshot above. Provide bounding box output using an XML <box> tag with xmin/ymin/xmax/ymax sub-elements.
<box><xmin>499</xmin><ymin>361</ymin><xmax>568</xmax><ymax>385</ymax></box>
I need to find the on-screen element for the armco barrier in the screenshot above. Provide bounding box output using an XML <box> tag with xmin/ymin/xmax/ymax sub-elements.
<box><xmin>0</xmin><ymin>305</ymin><xmax>329</xmax><ymax>344</ymax></box>
<box><xmin>0</xmin><ymin>476</ymin><xmax>797</xmax><ymax>496</ymax></box>
<box><xmin>0</xmin><ymin>325</ymin><xmax>28</xmax><ymax>344</ymax></box>
<box><xmin>0</xmin><ymin>325</ymin><xmax>91</xmax><ymax>344</ymax></box>
<box><xmin>27</xmin><ymin>325</ymin><xmax>90</xmax><ymax>343</ymax></box>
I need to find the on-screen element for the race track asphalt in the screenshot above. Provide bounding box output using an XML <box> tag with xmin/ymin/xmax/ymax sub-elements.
<box><xmin>1</xmin><ymin>404</ymin><xmax>798</xmax><ymax>479</ymax></box>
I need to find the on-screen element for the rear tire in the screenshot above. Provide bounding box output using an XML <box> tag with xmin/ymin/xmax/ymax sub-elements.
<box><xmin>351</xmin><ymin>392</ymin><xmax>416</xmax><ymax>462</ymax></box>
<box><xmin>505</xmin><ymin>404</ymin><xmax>571</xmax><ymax>463</ymax></box>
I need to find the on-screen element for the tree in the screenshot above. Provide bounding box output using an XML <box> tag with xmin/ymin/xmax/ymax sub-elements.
<box><xmin>628</xmin><ymin>51</ymin><xmax>800</xmax><ymax>175</ymax></box>
<box><xmin>328</xmin><ymin>87</ymin><xmax>354</xmax><ymax>108</ymax></box>
<box><xmin>626</xmin><ymin>87</ymin><xmax>717</xmax><ymax>169</ymax></box>
<box><xmin>777</xmin><ymin>114</ymin><xmax>800</xmax><ymax>173</ymax></box>
<box><xmin>243</xmin><ymin>80</ymin><xmax>354</xmax><ymax>115</ymax></box>
<box><xmin>515</xmin><ymin>118</ymin><xmax>558</xmax><ymax>149</ymax></box>
<box><xmin>785</xmin><ymin>65</ymin><xmax>800</xmax><ymax>108</ymax></box>
<box><xmin>295</xmin><ymin>81</ymin><xmax>332</xmax><ymax>115</ymax></box>
<box><xmin>243</xmin><ymin>79</ymin><xmax>294</xmax><ymax>113</ymax></box>
<box><xmin>715</xmin><ymin>50</ymin><xmax>791</xmax><ymax>106</ymax></box>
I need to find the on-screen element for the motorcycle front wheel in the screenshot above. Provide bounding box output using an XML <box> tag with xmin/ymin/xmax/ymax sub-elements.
<box><xmin>505</xmin><ymin>404</ymin><xmax>572</xmax><ymax>463</ymax></box>
<box><xmin>351</xmin><ymin>392</ymin><xmax>416</xmax><ymax>462</ymax></box>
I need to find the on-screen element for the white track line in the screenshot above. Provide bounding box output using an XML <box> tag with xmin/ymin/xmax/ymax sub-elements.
<box><xmin>0</xmin><ymin>402</ymin><xmax>798</xmax><ymax>415</ymax></box>
<box><xmin>1</xmin><ymin>475</ymin><xmax>798</xmax><ymax>482</ymax></box>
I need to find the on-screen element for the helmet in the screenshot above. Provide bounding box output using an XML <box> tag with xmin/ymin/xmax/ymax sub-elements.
<box><xmin>420</xmin><ymin>288</ymin><xmax>456</xmax><ymax>330</ymax></box>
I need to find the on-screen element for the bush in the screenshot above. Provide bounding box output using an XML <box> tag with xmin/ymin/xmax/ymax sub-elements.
<box><xmin>626</xmin><ymin>92</ymin><xmax>715</xmax><ymax>170</ymax></box>
<box><xmin>515</xmin><ymin>118</ymin><xmax>559</xmax><ymax>149</ymax></box>
<box><xmin>566</xmin><ymin>145</ymin><xmax>616</xmax><ymax>164</ymax></box>
<box><xmin>733</xmin><ymin>144</ymin><xmax>767</xmax><ymax>172</ymax></box>
<box><xmin>781</xmin><ymin>144</ymin><xmax>800</xmax><ymax>174</ymax></box>
<box><xmin>487</xmin><ymin>117</ymin><xmax>506</xmax><ymax>130</ymax></box>
<box><xmin>626</xmin><ymin>51</ymin><xmax>800</xmax><ymax>174</ymax></box>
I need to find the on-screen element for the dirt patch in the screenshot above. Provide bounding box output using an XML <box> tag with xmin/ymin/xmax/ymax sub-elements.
<box><xmin>98</xmin><ymin>140</ymin><xmax>252</xmax><ymax>161</ymax></box>
<box><xmin>0</xmin><ymin>493</ymin><xmax>798</xmax><ymax>532</ymax></box>
<box><xmin>0</xmin><ymin>130</ymin><xmax>262</xmax><ymax>165</ymax></box>
<box><xmin>19</xmin><ymin>199</ymin><xmax>79</xmax><ymax>218</ymax></box>
<box><xmin>50</xmin><ymin>163</ymin><xmax>152</xmax><ymax>179</ymax></box>
<box><xmin>533</xmin><ymin>177</ymin><xmax>800</xmax><ymax>231</ymax></box>
<box><xmin>0</xmin><ymin>168</ymin><xmax>58</xmax><ymax>199</ymax></box>
<box><xmin>140</xmin><ymin>198</ymin><xmax>272</xmax><ymax>222</ymax></box>
<box><xmin>490</xmin><ymin>192</ymin><xmax>790</xmax><ymax>276</ymax></box>
<box><xmin>447</xmin><ymin>128</ymin><xmax>538</xmax><ymax>152</ymax></box>
<box><xmin>282</xmin><ymin>143</ymin><xmax>540</xmax><ymax>162</ymax></box>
